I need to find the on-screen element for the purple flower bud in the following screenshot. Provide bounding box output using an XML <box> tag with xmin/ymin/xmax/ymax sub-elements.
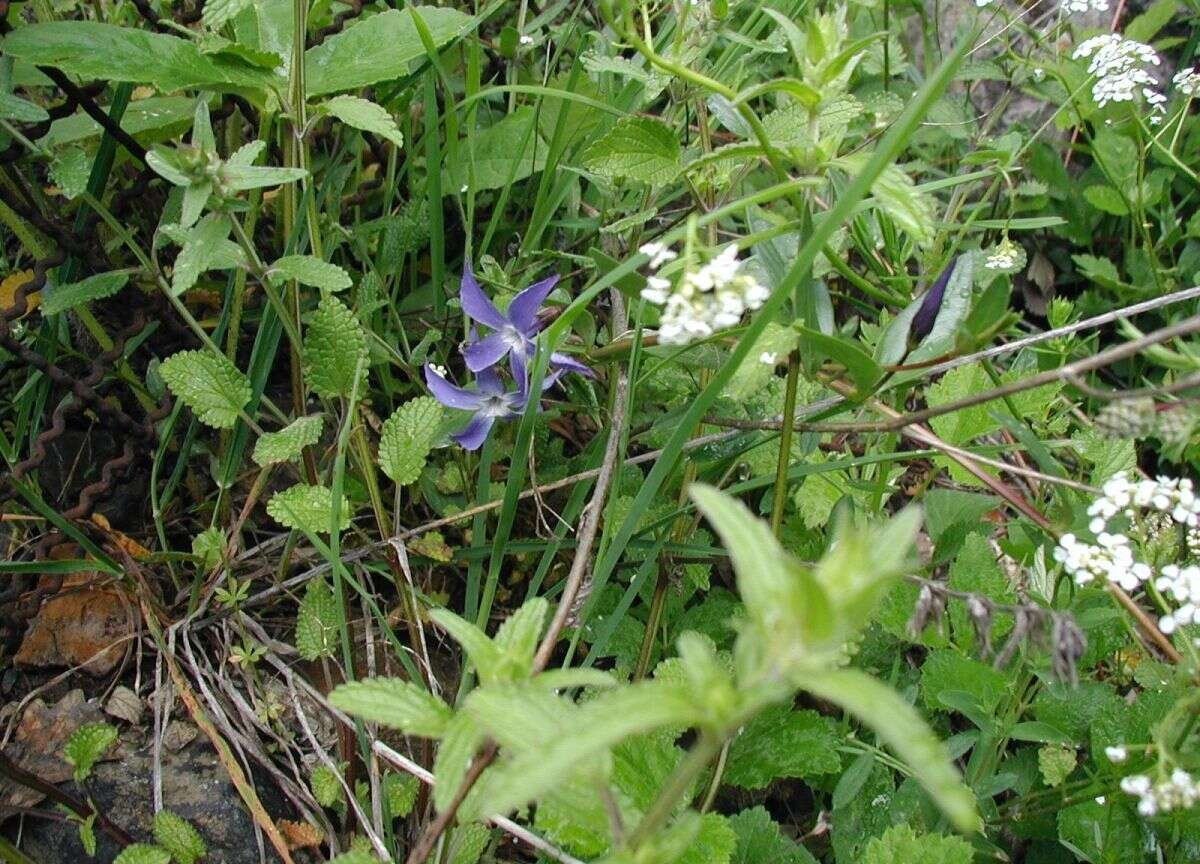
<box><xmin>911</xmin><ymin>257</ymin><xmax>957</xmax><ymax>342</ymax></box>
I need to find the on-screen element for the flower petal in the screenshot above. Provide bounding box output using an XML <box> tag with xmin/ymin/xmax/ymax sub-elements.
<box><xmin>508</xmin><ymin>273</ymin><xmax>559</xmax><ymax>333</ymax></box>
<box><xmin>463</xmin><ymin>331</ymin><xmax>511</xmax><ymax>372</ymax></box>
<box><xmin>424</xmin><ymin>364</ymin><xmax>482</xmax><ymax>410</ymax></box>
<box><xmin>550</xmin><ymin>351</ymin><xmax>595</xmax><ymax>378</ymax></box>
<box><xmin>476</xmin><ymin>366</ymin><xmax>505</xmax><ymax>396</ymax></box>
<box><xmin>460</xmin><ymin>263</ymin><xmax>507</xmax><ymax>330</ymax></box>
<box><xmin>452</xmin><ymin>413</ymin><xmax>496</xmax><ymax>450</ymax></box>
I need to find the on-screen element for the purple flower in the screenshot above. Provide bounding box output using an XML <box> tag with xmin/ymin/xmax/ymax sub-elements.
<box><xmin>459</xmin><ymin>264</ymin><xmax>592</xmax><ymax>382</ymax></box>
<box><xmin>425</xmin><ymin>364</ymin><xmax>529</xmax><ymax>450</ymax></box>
<box><xmin>911</xmin><ymin>257</ymin><xmax>957</xmax><ymax>342</ymax></box>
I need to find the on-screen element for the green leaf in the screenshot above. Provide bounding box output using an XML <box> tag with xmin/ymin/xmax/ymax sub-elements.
<box><xmin>112</xmin><ymin>844</ymin><xmax>171</xmax><ymax>864</ymax></box>
<box><xmin>428</xmin><ymin>608</ymin><xmax>503</xmax><ymax>682</ymax></box>
<box><xmin>862</xmin><ymin>824</ymin><xmax>973</xmax><ymax>864</ymax></box>
<box><xmin>268</xmin><ymin>255</ymin><xmax>352</xmax><ymax>292</ymax></box>
<box><xmin>383</xmin><ymin>772</ymin><xmax>420</xmax><ymax>818</ymax></box>
<box><xmin>0</xmin><ymin>91</ymin><xmax>49</xmax><ymax>122</ymax></box>
<box><xmin>378</xmin><ymin>397</ymin><xmax>443</xmax><ymax>486</ymax></box>
<box><xmin>172</xmin><ymin>213</ymin><xmax>242</xmax><ymax>295</ymax></box>
<box><xmin>1057</xmin><ymin>800</ymin><xmax>1147</xmax><ymax>863</ymax></box>
<box><xmin>303</xmin><ymin>295</ymin><xmax>368</xmax><ymax>399</ymax></box>
<box><xmin>906</xmin><ymin>254</ymin><xmax>976</xmax><ymax>363</ymax></box>
<box><xmin>447</xmin><ymin>106</ymin><xmax>547</xmax><ymax>193</ymax></box>
<box><xmin>42</xmin><ymin>272</ymin><xmax>128</xmax><ymax>316</ymax></box>
<box><xmin>434</xmin><ymin>711</ymin><xmax>485</xmax><ymax>812</ymax></box>
<box><xmin>920</xmin><ymin>649</ymin><xmax>1010</xmax><ymax>718</ymax></box>
<box><xmin>311</xmin><ymin>764</ymin><xmax>345</xmax><ymax>808</ymax></box>
<box><xmin>45</xmin><ymin>96</ymin><xmax>197</xmax><ymax>149</ymax></box>
<box><xmin>796</xmin><ymin>326</ymin><xmax>883</xmax><ymax>395</ymax></box>
<box><xmin>295</xmin><ymin>578</ymin><xmax>339</xmax><ymax>661</ymax></box>
<box><xmin>447</xmin><ymin>822</ymin><xmax>491</xmax><ymax>864</ymax></box>
<box><xmin>305</xmin><ymin>7</ymin><xmax>475</xmax><ymax>96</ymax></box>
<box><xmin>320</xmin><ymin>95</ymin><xmax>404</xmax><ymax>148</ymax></box>
<box><xmin>252</xmin><ymin>415</ymin><xmax>323</xmax><ymax>466</ymax></box>
<box><xmin>160</xmin><ymin>350</ymin><xmax>251</xmax><ymax>429</ymax></box>
<box><xmin>493</xmin><ymin>597</ymin><xmax>549</xmax><ymax>672</ymax></box>
<box><xmin>152</xmin><ymin>810</ymin><xmax>207</xmax><ymax>864</ymax></box>
<box><xmin>202</xmin><ymin>0</ymin><xmax>254</xmax><ymax>31</ymax></box>
<box><xmin>729</xmin><ymin>807</ymin><xmax>817</xmax><ymax>864</ymax></box>
<box><xmin>328</xmin><ymin>852</ymin><xmax>377</xmax><ymax>864</ymax></box>
<box><xmin>1083</xmin><ymin>184</ymin><xmax>1128</xmax><ymax>215</ymax></box>
<box><xmin>837</xmin><ymin>156</ymin><xmax>934</xmax><ymax>246</ymax></box>
<box><xmin>3</xmin><ymin>22</ymin><xmax>271</xmax><ymax>93</ymax></box>
<box><xmin>795</xmin><ymin>667</ymin><xmax>980</xmax><ymax>834</ymax></box>
<box><xmin>1126</xmin><ymin>0</ymin><xmax>1178</xmax><ymax>45</ymax></box>
<box><xmin>64</xmin><ymin>722</ymin><xmax>118</xmax><ymax>782</ymax></box>
<box><xmin>583</xmin><ymin>117</ymin><xmax>682</xmax><ymax>186</ymax></box>
<box><xmin>725</xmin><ymin>705</ymin><xmax>841</xmax><ymax>789</ymax></box>
<box><xmin>266</xmin><ymin>483</ymin><xmax>352</xmax><ymax>533</ymax></box>
<box><xmin>191</xmin><ymin>526</ymin><xmax>225</xmax><ymax>570</ymax></box>
<box><xmin>49</xmin><ymin>147</ymin><xmax>91</xmax><ymax>200</ymax></box>
<box><xmin>218</xmin><ymin>162</ymin><xmax>307</xmax><ymax>192</ymax></box>
<box><xmin>329</xmin><ymin>678</ymin><xmax>453</xmax><ymax>737</ymax></box>
<box><xmin>678</xmin><ymin>813</ymin><xmax>737</xmax><ymax>864</ymax></box>
<box><xmin>1037</xmin><ymin>744</ymin><xmax>1076</xmax><ymax>788</ymax></box>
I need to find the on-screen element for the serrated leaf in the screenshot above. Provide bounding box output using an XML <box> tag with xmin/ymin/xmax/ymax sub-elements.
<box><xmin>321</xmin><ymin>95</ymin><xmax>404</xmax><ymax>148</ymax></box>
<box><xmin>266</xmin><ymin>484</ymin><xmax>352</xmax><ymax>533</ymax></box>
<box><xmin>863</xmin><ymin>824</ymin><xmax>973</xmax><ymax>864</ymax></box>
<box><xmin>1083</xmin><ymin>184</ymin><xmax>1128</xmax><ymax>215</ymax></box>
<box><xmin>191</xmin><ymin>526</ymin><xmax>225</xmax><ymax>570</ymax></box>
<box><xmin>729</xmin><ymin>807</ymin><xmax>817</xmax><ymax>864</ymax></box>
<box><xmin>218</xmin><ymin>163</ymin><xmax>307</xmax><ymax>192</ymax></box>
<box><xmin>0</xmin><ymin>91</ymin><xmax>49</xmax><ymax>122</ymax></box>
<box><xmin>42</xmin><ymin>271</ymin><xmax>128</xmax><ymax>316</ymax></box>
<box><xmin>172</xmin><ymin>213</ymin><xmax>242</xmax><ymax>296</ymax></box>
<box><xmin>725</xmin><ymin>705</ymin><xmax>841</xmax><ymax>788</ymax></box>
<box><xmin>409</xmin><ymin>531</ymin><xmax>453</xmax><ymax>562</ymax></box>
<box><xmin>305</xmin><ymin>7</ymin><xmax>474</xmax><ymax>96</ymax></box>
<box><xmin>311</xmin><ymin>764</ymin><xmax>345</xmax><ymax>808</ymax></box>
<box><xmin>112</xmin><ymin>844</ymin><xmax>171</xmax><ymax>864</ymax></box>
<box><xmin>268</xmin><ymin>254</ymin><xmax>352</xmax><ymax>292</ymax></box>
<box><xmin>328</xmin><ymin>852</ymin><xmax>378</xmax><ymax>864</ymax></box>
<box><xmin>493</xmin><ymin>597</ymin><xmax>549</xmax><ymax>673</ymax></box>
<box><xmin>383</xmin><ymin>772</ymin><xmax>419</xmax><ymax>818</ymax></box>
<box><xmin>583</xmin><ymin>117</ymin><xmax>681</xmax><ymax>186</ymax></box>
<box><xmin>329</xmin><ymin>678</ymin><xmax>453</xmax><ymax>737</ymax></box>
<box><xmin>303</xmin><ymin>295</ymin><xmax>367</xmax><ymax>399</ymax></box>
<box><xmin>201</xmin><ymin>0</ymin><xmax>253</xmax><ymax>30</ymax></box>
<box><xmin>434</xmin><ymin>711</ymin><xmax>484</xmax><ymax>811</ymax></box>
<box><xmin>378</xmin><ymin>397</ymin><xmax>443</xmax><ymax>486</ymax></box>
<box><xmin>64</xmin><ymin>722</ymin><xmax>118</xmax><ymax>782</ymax></box>
<box><xmin>1037</xmin><ymin>744</ymin><xmax>1076</xmax><ymax>788</ymax></box>
<box><xmin>49</xmin><ymin>147</ymin><xmax>91</xmax><ymax>199</ymax></box>
<box><xmin>160</xmin><ymin>350</ymin><xmax>251</xmax><ymax>429</ymax></box>
<box><xmin>253</xmin><ymin>415</ymin><xmax>323</xmax><ymax>466</ymax></box>
<box><xmin>153</xmin><ymin>810</ymin><xmax>206</xmax><ymax>864</ymax></box>
<box><xmin>295</xmin><ymin>578</ymin><xmax>339</xmax><ymax>661</ymax></box>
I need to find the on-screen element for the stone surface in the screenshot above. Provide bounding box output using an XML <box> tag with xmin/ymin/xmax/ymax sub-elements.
<box><xmin>0</xmin><ymin>689</ymin><xmax>103</xmax><ymax>813</ymax></box>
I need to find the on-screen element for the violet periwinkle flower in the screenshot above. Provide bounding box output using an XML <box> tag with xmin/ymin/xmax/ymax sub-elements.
<box><xmin>911</xmin><ymin>256</ymin><xmax>957</xmax><ymax>343</ymax></box>
<box><xmin>459</xmin><ymin>264</ymin><xmax>593</xmax><ymax>382</ymax></box>
<box><xmin>424</xmin><ymin>365</ymin><xmax>529</xmax><ymax>450</ymax></box>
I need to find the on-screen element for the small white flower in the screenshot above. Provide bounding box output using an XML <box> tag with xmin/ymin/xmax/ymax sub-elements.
<box><xmin>639</xmin><ymin>242</ymin><xmax>677</xmax><ymax>270</ymax></box>
<box><xmin>1106</xmin><ymin>746</ymin><xmax>1129</xmax><ymax>763</ymax></box>
<box><xmin>431</xmin><ymin>364</ymin><xmax>448</xmax><ymax>377</ymax></box>
<box><xmin>519</xmin><ymin>34</ymin><xmax>534</xmax><ymax>45</ymax></box>
<box><xmin>760</xmin><ymin>352</ymin><xmax>778</xmax><ymax>365</ymax></box>
<box><xmin>460</xmin><ymin>184</ymin><xmax>468</xmax><ymax>194</ymax></box>
<box><xmin>1175</xmin><ymin>67</ymin><xmax>1200</xmax><ymax>96</ymax></box>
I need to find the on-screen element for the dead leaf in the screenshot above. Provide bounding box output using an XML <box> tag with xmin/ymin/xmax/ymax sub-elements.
<box><xmin>410</xmin><ymin>531</ymin><xmax>453</xmax><ymax>563</ymax></box>
<box><xmin>278</xmin><ymin>819</ymin><xmax>324</xmax><ymax>850</ymax></box>
<box><xmin>0</xmin><ymin>270</ymin><xmax>39</xmax><ymax>316</ymax></box>
<box><xmin>90</xmin><ymin>513</ymin><xmax>152</xmax><ymax>559</ymax></box>
<box><xmin>104</xmin><ymin>685</ymin><xmax>143</xmax><ymax>725</ymax></box>
<box><xmin>0</xmin><ymin>690</ymin><xmax>103</xmax><ymax>813</ymax></box>
<box><xmin>162</xmin><ymin>719</ymin><xmax>198</xmax><ymax>752</ymax></box>
<box><xmin>14</xmin><ymin>574</ymin><xmax>133</xmax><ymax>675</ymax></box>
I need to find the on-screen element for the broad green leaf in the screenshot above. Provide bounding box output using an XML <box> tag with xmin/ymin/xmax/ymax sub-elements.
<box><xmin>42</xmin><ymin>272</ymin><xmax>128</xmax><ymax>315</ymax></box>
<box><xmin>191</xmin><ymin>527</ymin><xmax>225</xmax><ymax>570</ymax></box>
<box><xmin>44</xmin><ymin>96</ymin><xmax>197</xmax><ymax>148</ymax></box>
<box><xmin>725</xmin><ymin>705</ymin><xmax>841</xmax><ymax>788</ymax></box>
<box><xmin>583</xmin><ymin>116</ymin><xmax>682</xmax><ymax>186</ymax></box>
<box><xmin>920</xmin><ymin>649</ymin><xmax>1011</xmax><ymax>718</ymax></box>
<box><xmin>434</xmin><ymin>711</ymin><xmax>485</xmax><ymax>811</ymax></box>
<box><xmin>329</xmin><ymin>678</ymin><xmax>453</xmax><ymax>737</ymax></box>
<box><xmin>49</xmin><ymin>148</ymin><xmax>91</xmax><ymax>199</ymax></box>
<box><xmin>1125</xmin><ymin>0</ymin><xmax>1179</xmax><ymax>41</ymax></box>
<box><xmin>447</xmin><ymin>823</ymin><xmax>491</xmax><ymax>864</ymax></box>
<box><xmin>252</xmin><ymin>415</ymin><xmax>323</xmax><ymax>466</ymax></box>
<box><xmin>295</xmin><ymin>578</ymin><xmax>339</xmax><ymax>661</ymax></box>
<box><xmin>3</xmin><ymin>22</ymin><xmax>272</xmax><ymax>92</ymax></box>
<box><xmin>428</xmin><ymin>608</ymin><xmax>503</xmax><ymax>681</ymax></box>
<box><xmin>305</xmin><ymin>7</ymin><xmax>475</xmax><ymax>96</ymax></box>
<box><xmin>492</xmin><ymin>597</ymin><xmax>549</xmax><ymax>671</ymax></box>
<box><xmin>320</xmin><ymin>94</ymin><xmax>404</xmax><ymax>148</ymax></box>
<box><xmin>268</xmin><ymin>255</ymin><xmax>352</xmax><ymax>292</ymax></box>
<box><xmin>266</xmin><ymin>483</ymin><xmax>352</xmax><ymax>533</ymax></box>
<box><xmin>0</xmin><ymin>91</ymin><xmax>49</xmax><ymax>122</ymax></box>
<box><xmin>863</xmin><ymin>824</ymin><xmax>973</xmax><ymax>864</ymax></box>
<box><xmin>171</xmin><ymin>213</ymin><xmax>242</xmax><ymax>296</ymax></box>
<box><xmin>1037</xmin><ymin>745</ymin><xmax>1076</xmax><ymax>788</ymax></box>
<box><xmin>152</xmin><ymin>810</ymin><xmax>207</xmax><ymax>864</ymax></box>
<box><xmin>1083</xmin><ymin>184</ymin><xmax>1128</xmax><ymax>216</ymax></box>
<box><xmin>303</xmin><ymin>296</ymin><xmax>367</xmax><ymax>399</ymax></box>
<box><xmin>795</xmin><ymin>326</ymin><xmax>883</xmax><ymax>395</ymax></box>
<box><xmin>64</xmin><ymin>722</ymin><xmax>118</xmax><ymax>782</ymax></box>
<box><xmin>218</xmin><ymin>163</ymin><xmax>307</xmax><ymax>192</ymax></box>
<box><xmin>112</xmin><ymin>845</ymin><xmax>171</xmax><ymax>864</ymax></box>
<box><xmin>447</xmin><ymin>106</ymin><xmax>547</xmax><ymax>193</ymax></box>
<box><xmin>1057</xmin><ymin>798</ymin><xmax>1147</xmax><ymax>862</ymax></box>
<box><xmin>202</xmin><ymin>0</ymin><xmax>254</xmax><ymax>31</ymax></box>
<box><xmin>795</xmin><ymin>667</ymin><xmax>980</xmax><ymax>833</ymax></box>
<box><xmin>678</xmin><ymin>813</ymin><xmax>737</xmax><ymax>864</ymax></box>
<box><xmin>378</xmin><ymin>397</ymin><xmax>443</xmax><ymax>486</ymax></box>
<box><xmin>311</xmin><ymin>764</ymin><xmax>345</xmax><ymax>808</ymax></box>
<box><xmin>160</xmin><ymin>349</ymin><xmax>251</xmax><ymax>429</ymax></box>
<box><xmin>729</xmin><ymin>807</ymin><xmax>817</xmax><ymax>864</ymax></box>
<box><xmin>384</xmin><ymin>772</ymin><xmax>420</xmax><ymax>817</ymax></box>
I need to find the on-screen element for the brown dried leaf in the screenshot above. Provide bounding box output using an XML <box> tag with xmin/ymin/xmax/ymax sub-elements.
<box><xmin>279</xmin><ymin>819</ymin><xmax>324</xmax><ymax>850</ymax></box>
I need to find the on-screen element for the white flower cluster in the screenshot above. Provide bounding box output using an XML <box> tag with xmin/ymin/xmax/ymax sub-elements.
<box><xmin>1061</xmin><ymin>0</ymin><xmax>1110</xmax><ymax>13</ymax></box>
<box><xmin>1174</xmin><ymin>67</ymin><xmax>1200</xmax><ymax>97</ymax></box>
<box><xmin>1121</xmin><ymin>770</ymin><xmax>1200</xmax><ymax>817</ymax></box>
<box><xmin>639</xmin><ymin>243</ymin><xmax>770</xmax><ymax>346</ymax></box>
<box><xmin>1072</xmin><ymin>35</ymin><xmax>1165</xmax><ymax>121</ymax></box>
<box><xmin>1054</xmin><ymin>531</ymin><xmax>1149</xmax><ymax>590</ymax></box>
<box><xmin>1088</xmin><ymin>473</ymin><xmax>1200</xmax><ymax>532</ymax></box>
<box><xmin>1154</xmin><ymin>564</ymin><xmax>1200</xmax><ymax>633</ymax></box>
<box><xmin>984</xmin><ymin>238</ymin><xmax>1026</xmax><ymax>274</ymax></box>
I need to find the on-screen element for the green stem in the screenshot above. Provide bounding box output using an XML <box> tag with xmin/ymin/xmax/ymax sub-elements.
<box><xmin>770</xmin><ymin>351</ymin><xmax>801</xmax><ymax>536</ymax></box>
<box><xmin>625</xmin><ymin>732</ymin><xmax>724</xmax><ymax>851</ymax></box>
